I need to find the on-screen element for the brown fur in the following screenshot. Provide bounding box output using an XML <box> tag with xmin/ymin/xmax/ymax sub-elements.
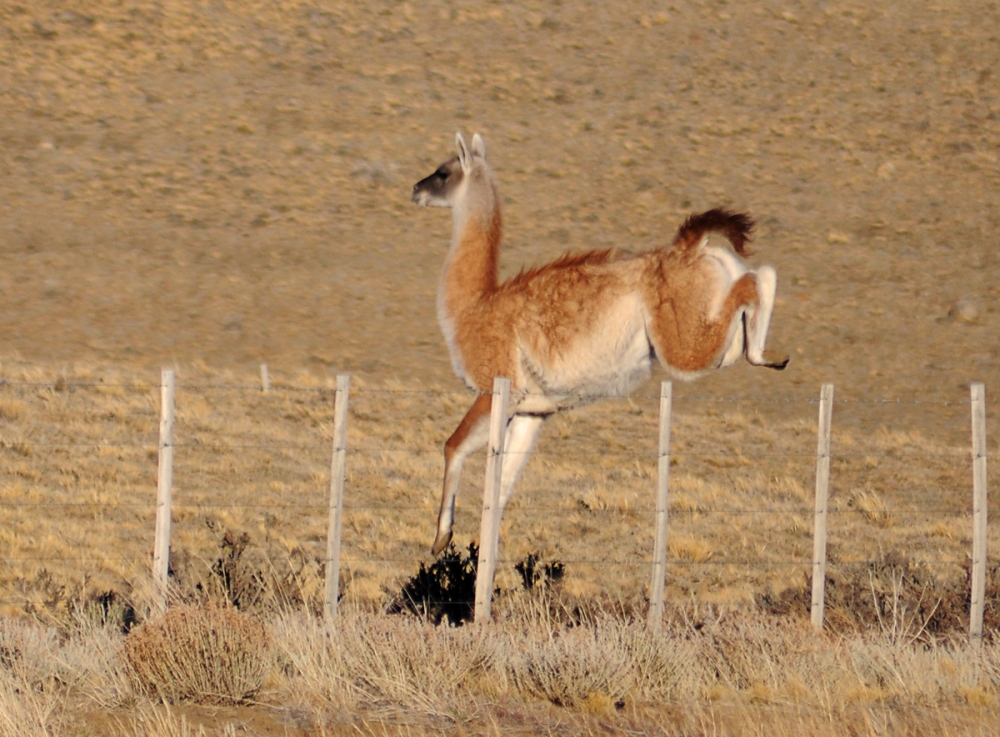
<box><xmin>507</xmin><ymin>248</ymin><xmax>621</xmax><ymax>288</ymax></box>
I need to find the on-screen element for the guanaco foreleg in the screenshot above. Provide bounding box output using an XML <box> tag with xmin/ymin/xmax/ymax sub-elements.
<box><xmin>433</xmin><ymin>393</ymin><xmax>492</xmax><ymax>556</ymax></box>
<box><xmin>433</xmin><ymin>398</ymin><xmax>549</xmax><ymax>556</ymax></box>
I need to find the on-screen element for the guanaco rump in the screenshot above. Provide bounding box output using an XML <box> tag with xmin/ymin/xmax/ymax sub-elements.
<box><xmin>412</xmin><ymin>132</ymin><xmax>788</xmax><ymax>556</ymax></box>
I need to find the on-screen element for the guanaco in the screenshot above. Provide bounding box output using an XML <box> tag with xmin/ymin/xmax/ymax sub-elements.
<box><xmin>412</xmin><ymin>132</ymin><xmax>788</xmax><ymax>556</ymax></box>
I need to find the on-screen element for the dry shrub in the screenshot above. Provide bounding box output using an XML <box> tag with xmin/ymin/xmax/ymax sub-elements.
<box><xmin>0</xmin><ymin>619</ymin><xmax>60</xmax><ymax>694</ymax></box>
<box><xmin>0</xmin><ymin>612</ymin><xmax>135</xmax><ymax>727</ymax></box>
<box><xmin>497</xmin><ymin>597</ymin><xmax>704</xmax><ymax>705</ymax></box>
<box><xmin>844</xmin><ymin>637</ymin><xmax>943</xmax><ymax>704</ymax></box>
<box><xmin>695</xmin><ymin>614</ymin><xmax>836</xmax><ymax>701</ymax></box>
<box><xmin>621</xmin><ymin>624</ymin><xmax>705</xmax><ymax>701</ymax></box>
<box><xmin>267</xmin><ymin>613</ymin><xmax>356</xmax><ymax>717</ymax></box>
<box><xmin>760</xmin><ymin>551</ymin><xmax>986</xmax><ymax>641</ymax></box>
<box><xmin>513</xmin><ymin>553</ymin><xmax>565</xmax><ymax>592</ymax></box>
<box><xmin>124</xmin><ymin>605</ymin><xmax>271</xmax><ymax>704</ymax></box>
<box><xmin>168</xmin><ymin>529</ymin><xmax>324</xmax><ymax>615</ymax></box>
<box><xmin>386</xmin><ymin>542</ymin><xmax>480</xmax><ymax>626</ymax></box>
<box><xmin>337</xmin><ymin>615</ymin><xmax>499</xmax><ymax>717</ymax></box>
<box><xmin>272</xmin><ymin>612</ymin><xmax>503</xmax><ymax>720</ymax></box>
<box><xmin>0</xmin><ymin>621</ymin><xmax>61</xmax><ymax>737</ymax></box>
<box><xmin>507</xmin><ymin>619</ymin><xmax>634</xmax><ymax>707</ymax></box>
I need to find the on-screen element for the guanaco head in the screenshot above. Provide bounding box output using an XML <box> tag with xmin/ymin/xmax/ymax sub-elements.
<box><xmin>411</xmin><ymin>132</ymin><xmax>488</xmax><ymax>208</ymax></box>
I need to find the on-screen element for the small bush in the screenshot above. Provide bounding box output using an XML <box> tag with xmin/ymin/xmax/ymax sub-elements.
<box><xmin>337</xmin><ymin>615</ymin><xmax>500</xmax><ymax>715</ymax></box>
<box><xmin>124</xmin><ymin>604</ymin><xmax>271</xmax><ymax>704</ymax></box>
<box><xmin>387</xmin><ymin>543</ymin><xmax>481</xmax><ymax>626</ymax></box>
<box><xmin>758</xmin><ymin>551</ymin><xmax>1000</xmax><ymax>641</ymax></box>
<box><xmin>169</xmin><ymin>528</ymin><xmax>325</xmax><ymax>614</ymax></box>
<box><xmin>514</xmin><ymin>553</ymin><xmax>565</xmax><ymax>591</ymax></box>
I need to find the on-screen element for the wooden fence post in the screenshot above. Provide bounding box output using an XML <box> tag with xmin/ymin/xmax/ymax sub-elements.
<box><xmin>811</xmin><ymin>383</ymin><xmax>834</xmax><ymax>629</ymax></box>
<box><xmin>648</xmin><ymin>381</ymin><xmax>673</xmax><ymax>628</ymax></box>
<box><xmin>970</xmin><ymin>382</ymin><xmax>988</xmax><ymax>646</ymax></box>
<box><xmin>324</xmin><ymin>374</ymin><xmax>350</xmax><ymax>620</ymax></box>
<box><xmin>153</xmin><ymin>369</ymin><xmax>175</xmax><ymax>612</ymax></box>
<box><xmin>475</xmin><ymin>377</ymin><xmax>510</xmax><ymax>624</ymax></box>
<box><xmin>260</xmin><ymin>364</ymin><xmax>270</xmax><ymax>394</ymax></box>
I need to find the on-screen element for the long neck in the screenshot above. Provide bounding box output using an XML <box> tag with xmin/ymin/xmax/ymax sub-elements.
<box><xmin>438</xmin><ymin>182</ymin><xmax>501</xmax><ymax>320</ymax></box>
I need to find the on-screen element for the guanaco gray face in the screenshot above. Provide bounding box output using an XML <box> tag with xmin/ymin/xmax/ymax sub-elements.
<box><xmin>411</xmin><ymin>156</ymin><xmax>463</xmax><ymax>207</ymax></box>
<box><xmin>411</xmin><ymin>132</ymin><xmax>488</xmax><ymax>208</ymax></box>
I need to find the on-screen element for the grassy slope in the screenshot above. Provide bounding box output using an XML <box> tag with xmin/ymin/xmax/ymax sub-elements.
<box><xmin>0</xmin><ymin>360</ymin><xmax>991</xmax><ymax>619</ymax></box>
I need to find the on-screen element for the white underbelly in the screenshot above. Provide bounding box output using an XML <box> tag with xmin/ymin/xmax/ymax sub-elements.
<box><xmin>516</xmin><ymin>299</ymin><xmax>653</xmax><ymax>412</ymax></box>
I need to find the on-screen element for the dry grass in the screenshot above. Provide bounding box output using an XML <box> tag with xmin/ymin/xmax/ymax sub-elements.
<box><xmin>264</xmin><ymin>604</ymin><xmax>1000</xmax><ymax>731</ymax></box>
<box><xmin>2</xmin><ymin>600</ymin><xmax>1000</xmax><ymax>736</ymax></box>
<box><xmin>1</xmin><ymin>361</ymin><xmax>992</xmax><ymax>623</ymax></box>
<box><xmin>0</xmin><ymin>668</ymin><xmax>58</xmax><ymax>737</ymax></box>
<box><xmin>124</xmin><ymin>605</ymin><xmax>270</xmax><ymax>705</ymax></box>
<box><xmin>113</xmin><ymin>706</ymin><xmax>238</xmax><ymax>737</ymax></box>
<box><xmin>0</xmin><ymin>611</ymin><xmax>131</xmax><ymax>737</ymax></box>
<box><xmin>2</xmin><ymin>362</ymin><xmax>997</xmax><ymax>731</ymax></box>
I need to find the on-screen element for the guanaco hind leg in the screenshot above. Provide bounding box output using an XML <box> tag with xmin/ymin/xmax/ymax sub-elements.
<box><xmin>648</xmin><ymin>268</ymin><xmax>787</xmax><ymax>374</ymax></box>
<box><xmin>744</xmin><ymin>266</ymin><xmax>788</xmax><ymax>369</ymax></box>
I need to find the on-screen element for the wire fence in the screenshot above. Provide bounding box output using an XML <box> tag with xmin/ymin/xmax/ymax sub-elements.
<box><xmin>0</xmin><ymin>368</ymin><xmax>994</xmax><ymax>629</ymax></box>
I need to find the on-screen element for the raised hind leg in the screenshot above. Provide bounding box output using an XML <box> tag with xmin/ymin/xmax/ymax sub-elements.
<box><xmin>649</xmin><ymin>269</ymin><xmax>787</xmax><ymax>374</ymax></box>
<box><xmin>433</xmin><ymin>393</ymin><xmax>492</xmax><ymax>556</ymax></box>
<box><xmin>743</xmin><ymin>266</ymin><xmax>788</xmax><ymax>369</ymax></box>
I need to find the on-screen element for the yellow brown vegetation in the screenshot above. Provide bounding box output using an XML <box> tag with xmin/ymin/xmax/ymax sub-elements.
<box><xmin>124</xmin><ymin>605</ymin><xmax>271</xmax><ymax>705</ymax></box>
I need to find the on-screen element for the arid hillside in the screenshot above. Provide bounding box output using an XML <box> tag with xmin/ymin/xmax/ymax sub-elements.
<box><xmin>1</xmin><ymin>1</ymin><xmax>998</xmax><ymax>423</ymax></box>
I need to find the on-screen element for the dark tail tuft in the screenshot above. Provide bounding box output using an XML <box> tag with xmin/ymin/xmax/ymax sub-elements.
<box><xmin>673</xmin><ymin>208</ymin><xmax>755</xmax><ymax>257</ymax></box>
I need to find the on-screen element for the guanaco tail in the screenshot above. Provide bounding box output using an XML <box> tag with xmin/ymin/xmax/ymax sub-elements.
<box><xmin>412</xmin><ymin>132</ymin><xmax>788</xmax><ymax>556</ymax></box>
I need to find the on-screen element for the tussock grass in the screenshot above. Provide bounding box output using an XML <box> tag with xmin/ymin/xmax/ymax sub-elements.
<box><xmin>850</xmin><ymin>488</ymin><xmax>895</xmax><ymax>528</ymax></box>
<box><xmin>506</xmin><ymin>621</ymin><xmax>633</xmax><ymax>707</ymax></box>
<box><xmin>265</xmin><ymin>603</ymin><xmax>1000</xmax><ymax>730</ymax></box>
<box><xmin>0</xmin><ymin>611</ymin><xmax>132</xmax><ymax>737</ymax></box>
<box><xmin>125</xmin><ymin>605</ymin><xmax>271</xmax><ymax>705</ymax></box>
<box><xmin>0</xmin><ymin>675</ymin><xmax>58</xmax><ymax>737</ymax></box>
<box><xmin>0</xmin><ymin>595</ymin><xmax>998</xmax><ymax>735</ymax></box>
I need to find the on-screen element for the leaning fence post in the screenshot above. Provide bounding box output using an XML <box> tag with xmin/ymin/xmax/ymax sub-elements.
<box><xmin>970</xmin><ymin>382</ymin><xmax>988</xmax><ymax>646</ymax></box>
<box><xmin>153</xmin><ymin>369</ymin><xmax>175</xmax><ymax>612</ymax></box>
<box><xmin>811</xmin><ymin>383</ymin><xmax>834</xmax><ymax>629</ymax></box>
<box><xmin>324</xmin><ymin>374</ymin><xmax>350</xmax><ymax>620</ymax></box>
<box><xmin>475</xmin><ymin>377</ymin><xmax>510</xmax><ymax>624</ymax></box>
<box><xmin>648</xmin><ymin>381</ymin><xmax>673</xmax><ymax>628</ymax></box>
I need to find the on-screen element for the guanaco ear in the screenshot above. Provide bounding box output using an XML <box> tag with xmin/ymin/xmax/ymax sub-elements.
<box><xmin>455</xmin><ymin>132</ymin><xmax>472</xmax><ymax>173</ymax></box>
<box><xmin>471</xmin><ymin>133</ymin><xmax>487</xmax><ymax>161</ymax></box>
